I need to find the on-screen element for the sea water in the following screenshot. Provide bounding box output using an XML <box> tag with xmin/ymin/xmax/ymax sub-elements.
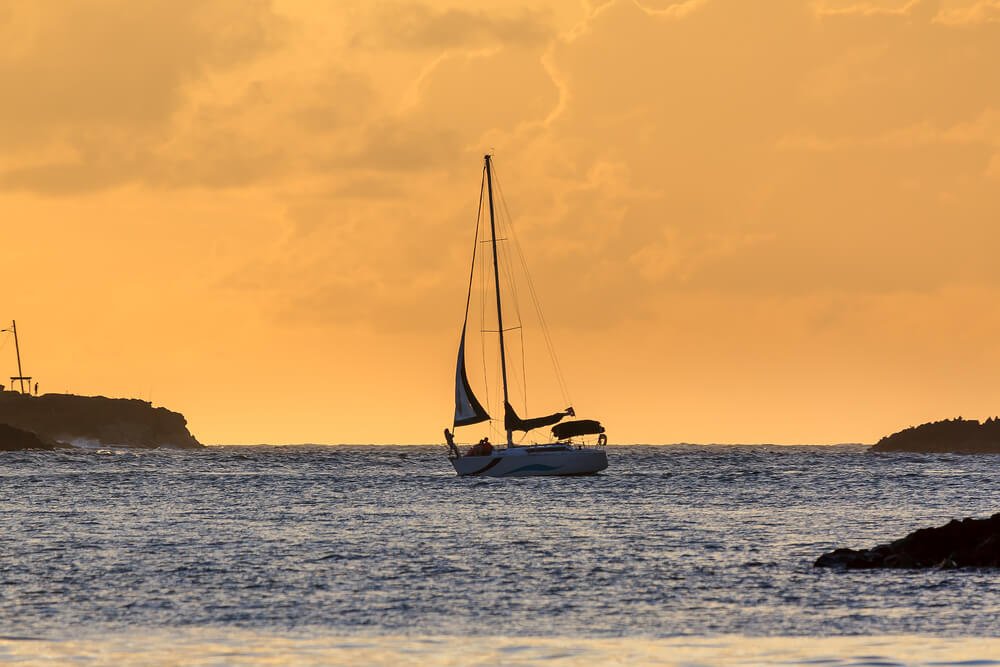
<box><xmin>1</xmin><ymin>445</ymin><xmax>999</xmax><ymax>665</ymax></box>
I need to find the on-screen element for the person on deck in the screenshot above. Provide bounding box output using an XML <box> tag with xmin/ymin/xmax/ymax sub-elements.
<box><xmin>465</xmin><ymin>437</ymin><xmax>493</xmax><ymax>457</ymax></box>
<box><xmin>444</xmin><ymin>428</ymin><xmax>460</xmax><ymax>458</ymax></box>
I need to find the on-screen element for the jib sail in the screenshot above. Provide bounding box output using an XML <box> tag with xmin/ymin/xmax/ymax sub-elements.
<box><xmin>454</xmin><ymin>324</ymin><xmax>490</xmax><ymax>427</ymax></box>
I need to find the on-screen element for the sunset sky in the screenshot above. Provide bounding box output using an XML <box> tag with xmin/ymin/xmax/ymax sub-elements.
<box><xmin>2</xmin><ymin>0</ymin><xmax>999</xmax><ymax>444</ymax></box>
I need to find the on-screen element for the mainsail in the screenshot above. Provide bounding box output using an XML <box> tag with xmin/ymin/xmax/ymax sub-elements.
<box><xmin>505</xmin><ymin>402</ymin><xmax>571</xmax><ymax>433</ymax></box>
<box><xmin>454</xmin><ymin>324</ymin><xmax>489</xmax><ymax>427</ymax></box>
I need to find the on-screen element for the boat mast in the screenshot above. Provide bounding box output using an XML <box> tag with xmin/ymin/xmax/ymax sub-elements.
<box><xmin>484</xmin><ymin>154</ymin><xmax>513</xmax><ymax>446</ymax></box>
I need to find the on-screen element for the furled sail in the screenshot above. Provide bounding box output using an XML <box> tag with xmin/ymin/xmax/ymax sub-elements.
<box><xmin>504</xmin><ymin>402</ymin><xmax>571</xmax><ymax>433</ymax></box>
<box><xmin>454</xmin><ymin>324</ymin><xmax>490</xmax><ymax>427</ymax></box>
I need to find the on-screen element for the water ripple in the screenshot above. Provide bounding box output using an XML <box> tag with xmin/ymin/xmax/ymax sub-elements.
<box><xmin>2</xmin><ymin>445</ymin><xmax>1000</xmax><ymax>657</ymax></box>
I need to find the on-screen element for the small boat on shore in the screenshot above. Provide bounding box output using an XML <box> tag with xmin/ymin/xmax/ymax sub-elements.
<box><xmin>443</xmin><ymin>155</ymin><xmax>608</xmax><ymax>477</ymax></box>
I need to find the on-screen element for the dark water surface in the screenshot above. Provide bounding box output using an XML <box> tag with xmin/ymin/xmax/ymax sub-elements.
<box><xmin>2</xmin><ymin>445</ymin><xmax>1000</xmax><ymax>664</ymax></box>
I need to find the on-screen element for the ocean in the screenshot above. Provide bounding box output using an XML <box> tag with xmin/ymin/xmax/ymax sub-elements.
<box><xmin>2</xmin><ymin>445</ymin><xmax>999</xmax><ymax>665</ymax></box>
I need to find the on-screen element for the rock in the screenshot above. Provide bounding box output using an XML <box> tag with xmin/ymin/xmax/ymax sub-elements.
<box><xmin>937</xmin><ymin>558</ymin><xmax>957</xmax><ymax>570</ymax></box>
<box><xmin>970</xmin><ymin>535</ymin><xmax>1000</xmax><ymax>564</ymax></box>
<box><xmin>871</xmin><ymin>417</ymin><xmax>1000</xmax><ymax>453</ymax></box>
<box><xmin>883</xmin><ymin>553</ymin><xmax>915</xmax><ymax>568</ymax></box>
<box><xmin>0</xmin><ymin>423</ymin><xmax>69</xmax><ymax>451</ymax></box>
<box><xmin>815</xmin><ymin>513</ymin><xmax>1000</xmax><ymax>569</ymax></box>
<box><xmin>0</xmin><ymin>392</ymin><xmax>201</xmax><ymax>449</ymax></box>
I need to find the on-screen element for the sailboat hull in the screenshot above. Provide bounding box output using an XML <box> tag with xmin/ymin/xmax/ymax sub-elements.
<box><xmin>450</xmin><ymin>447</ymin><xmax>608</xmax><ymax>477</ymax></box>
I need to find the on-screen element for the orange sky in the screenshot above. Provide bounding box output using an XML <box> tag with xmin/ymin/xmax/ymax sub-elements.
<box><xmin>2</xmin><ymin>0</ymin><xmax>999</xmax><ymax>444</ymax></box>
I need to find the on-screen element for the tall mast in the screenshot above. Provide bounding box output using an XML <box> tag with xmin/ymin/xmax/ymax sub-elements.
<box><xmin>11</xmin><ymin>320</ymin><xmax>26</xmax><ymax>394</ymax></box>
<box><xmin>484</xmin><ymin>154</ymin><xmax>512</xmax><ymax>445</ymax></box>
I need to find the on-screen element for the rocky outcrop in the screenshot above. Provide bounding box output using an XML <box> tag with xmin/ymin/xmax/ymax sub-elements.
<box><xmin>815</xmin><ymin>514</ymin><xmax>1000</xmax><ymax>569</ymax></box>
<box><xmin>0</xmin><ymin>392</ymin><xmax>201</xmax><ymax>449</ymax></box>
<box><xmin>871</xmin><ymin>417</ymin><xmax>1000</xmax><ymax>453</ymax></box>
<box><xmin>0</xmin><ymin>423</ymin><xmax>68</xmax><ymax>451</ymax></box>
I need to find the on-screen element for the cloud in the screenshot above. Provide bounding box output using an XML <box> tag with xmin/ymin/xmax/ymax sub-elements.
<box><xmin>506</xmin><ymin>0</ymin><xmax>1000</xmax><ymax>305</ymax></box>
<box><xmin>7</xmin><ymin>0</ymin><xmax>1000</xmax><ymax>317</ymax></box>
<box><xmin>0</xmin><ymin>1</ymin><xmax>282</xmax><ymax>145</ymax></box>
<box><xmin>934</xmin><ymin>1</ymin><xmax>1000</xmax><ymax>25</ymax></box>
<box><xmin>351</xmin><ymin>3</ymin><xmax>553</xmax><ymax>50</ymax></box>
<box><xmin>0</xmin><ymin>0</ymin><xmax>285</xmax><ymax>192</ymax></box>
<box><xmin>261</xmin><ymin>0</ymin><xmax>1000</xmax><ymax>329</ymax></box>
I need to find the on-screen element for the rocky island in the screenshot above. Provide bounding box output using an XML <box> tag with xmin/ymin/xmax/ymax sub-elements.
<box><xmin>0</xmin><ymin>392</ymin><xmax>201</xmax><ymax>449</ymax></box>
<box><xmin>871</xmin><ymin>417</ymin><xmax>1000</xmax><ymax>454</ymax></box>
<box><xmin>815</xmin><ymin>514</ymin><xmax>1000</xmax><ymax>569</ymax></box>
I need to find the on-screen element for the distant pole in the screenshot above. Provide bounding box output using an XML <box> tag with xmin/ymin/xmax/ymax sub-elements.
<box><xmin>8</xmin><ymin>320</ymin><xmax>30</xmax><ymax>395</ymax></box>
<box><xmin>12</xmin><ymin>320</ymin><xmax>25</xmax><ymax>394</ymax></box>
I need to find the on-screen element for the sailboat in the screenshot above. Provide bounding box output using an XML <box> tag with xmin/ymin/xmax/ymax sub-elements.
<box><xmin>444</xmin><ymin>155</ymin><xmax>608</xmax><ymax>477</ymax></box>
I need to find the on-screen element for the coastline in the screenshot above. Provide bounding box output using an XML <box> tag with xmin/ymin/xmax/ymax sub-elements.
<box><xmin>0</xmin><ymin>392</ymin><xmax>200</xmax><ymax>449</ymax></box>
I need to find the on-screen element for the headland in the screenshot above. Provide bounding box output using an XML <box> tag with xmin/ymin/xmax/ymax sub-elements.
<box><xmin>0</xmin><ymin>392</ymin><xmax>201</xmax><ymax>450</ymax></box>
<box><xmin>871</xmin><ymin>417</ymin><xmax>1000</xmax><ymax>454</ymax></box>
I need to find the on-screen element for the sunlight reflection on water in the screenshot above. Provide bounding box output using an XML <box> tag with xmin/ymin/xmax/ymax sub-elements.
<box><xmin>2</xmin><ymin>633</ymin><xmax>1000</xmax><ymax>666</ymax></box>
<box><xmin>3</xmin><ymin>445</ymin><xmax>1000</xmax><ymax>664</ymax></box>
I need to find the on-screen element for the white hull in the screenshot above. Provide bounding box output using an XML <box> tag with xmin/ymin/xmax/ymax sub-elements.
<box><xmin>450</xmin><ymin>446</ymin><xmax>607</xmax><ymax>477</ymax></box>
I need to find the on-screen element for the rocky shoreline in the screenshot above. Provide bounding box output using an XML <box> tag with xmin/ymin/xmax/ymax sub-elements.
<box><xmin>871</xmin><ymin>418</ymin><xmax>1000</xmax><ymax>453</ymax></box>
<box><xmin>816</xmin><ymin>514</ymin><xmax>1000</xmax><ymax>569</ymax></box>
<box><xmin>0</xmin><ymin>392</ymin><xmax>201</xmax><ymax>450</ymax></box>
<box><xmin>0</xmin><ymin>423</ymin><xmax>70</xmax><ymax>451</ymax></box>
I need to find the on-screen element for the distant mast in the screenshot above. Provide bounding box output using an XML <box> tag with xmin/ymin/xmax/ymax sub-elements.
<box><xmin>6</xmin><ymin>320</ymin><xmax>31</xmax><ymax>394</ymax></box>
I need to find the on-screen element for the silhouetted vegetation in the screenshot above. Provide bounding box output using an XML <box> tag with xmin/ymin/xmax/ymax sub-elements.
<box><xmin>871</xmin><ymin>417</ymin><xmax>1000</xmax><ymax>453</ymax></box>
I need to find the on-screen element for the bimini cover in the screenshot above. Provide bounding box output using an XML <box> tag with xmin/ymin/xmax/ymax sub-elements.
<box><xmin>552</xmin><ymin>419</ymin><xmax>605</xmax><ymax>440</ymax></box>
<box><xmin>454</xmin><ymin>325</ymin><xmax>490</xmax><ymax>427</ymax></box>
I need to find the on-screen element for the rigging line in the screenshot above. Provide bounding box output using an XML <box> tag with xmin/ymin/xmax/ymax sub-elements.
<box><xmin>495</xmin><ymin>173</ymin><xmax>572</xmax><ymax>406</ymax></box>
<box><xmin>477</xmin><ymin>174</ymin><xmax>491</xmax><ymax>420</ymax></box>
<box><xmin>499</xmin><ymin>192</ymin><xmax>529</xmax><ymax>415</ymax></box>
<box><xmin>519</xmin><ymin>320</ymin><xmax>528</xmax><ymax>416</ymax></box>
<box><xmin>512</xmin><ymin>234</ymin><xmax>570</xmax><ymax>407</ymax></box>
<box><xmin>493</xmin><ymin>170</ymin><xmax>530</xmax><ymax>415</ymax></box>
<box><xmin>493</xmin><ymin>310</ymin><xmax>505</xmax><ymax>442</ymax></box>
<box><xmin>461</xmin><ymin>167</ymin><xmax>486</xmax><ymax>327</ymax></box>
<box><xmin>496</xmin><ymin>207</ymin><xmax>524</xmax><ymax>329</ymax></box>
<box><xmin>498</xmin><ymin>222</ymin><xmax>527</xmax><ymax>412</ymax></box>
<box><xmin>491</xmin><ymin>162</ymin><xmax>530</xmax><ymax>413</ymax></box>
<box><xmin>461</xmin><ymin>166</ymin><xmax>491</xmax><ymax>438</ymax></box>
<box><xmin>493</xmin><ymin>166</ymin><xmax>573</xmax><ymax>407</ymax></box>
<box><xmin>483</xmin><ymin>186</ymin><xmax>502</xmax><ymax>441</ymax></box>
